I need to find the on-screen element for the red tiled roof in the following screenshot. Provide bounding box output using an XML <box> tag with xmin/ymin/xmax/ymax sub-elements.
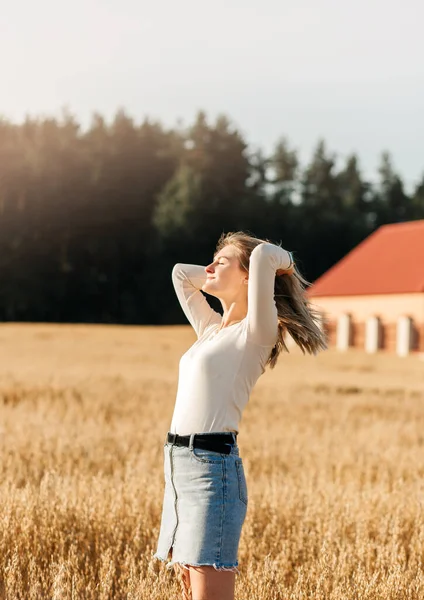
<box><xmin>308</xmin><ymin>220</ymin><xmax>424</xmax><ymax>297</ymax></box>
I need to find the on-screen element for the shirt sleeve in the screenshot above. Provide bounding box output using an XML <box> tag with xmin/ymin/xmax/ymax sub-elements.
<box><xmin>172</xmin><ymin>263</ymin><xmax>221</xmax><ymax>339</ymax></box>
<box><xmin>246</xmin><ymin>242</ymin><xmax>293</xmax><ymax>346</ymax></box>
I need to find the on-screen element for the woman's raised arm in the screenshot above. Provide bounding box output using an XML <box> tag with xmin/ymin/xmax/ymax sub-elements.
<box><xmin>172</xmin><ymin>264</ymin><xmax>221</xmax><ymax>339</ymax></box>
<box><xmin>246</xmin><ymin>242</ymin><xmax>293</xmax><ymax>346</ymax></box>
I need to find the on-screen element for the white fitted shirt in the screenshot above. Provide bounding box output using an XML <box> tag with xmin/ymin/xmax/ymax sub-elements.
<box><xmin>169</xmin><ymin>242</ymin><xmax>292</xmax><ymax>435</ymax></box>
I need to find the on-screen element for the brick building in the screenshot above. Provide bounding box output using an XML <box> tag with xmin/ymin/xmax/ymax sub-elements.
<box><xmin>307</xmin><ymin>220</ymin><xmax>424</xmax><ymax>355</ymax></box>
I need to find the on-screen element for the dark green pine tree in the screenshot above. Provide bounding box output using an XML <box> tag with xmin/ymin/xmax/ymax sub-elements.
<box><xmin>295</xmin><ymin>140</ymin><xmax>345</xmax><ymax>281</ymax></box>
<box><xmin>335</xmin><ymin>153</ymin><xmax>374</xmax><ymax>243</ymax></box>
<box><xmin>371</xmin><ymin>151</ymin><xmax>412</xmax><ymax>226</ymax></box>
<box><xmin>185</xmin><ymin>112</ymin><xmax>251</xmax><ymax>236</ymax></box>
<box><xmin>259</xmin><ymin>138</ymin><xmax>300</xmax><ymax>249</ymax></box>
<box><xmin>300</xmin><ymin>139</ymin><xmax>339</xmax><ymax>214</ymax></box>
<box><xmin>411</xmin><ymin>173</ymin><xmax>424</xmax><ymax>219</ymax></box>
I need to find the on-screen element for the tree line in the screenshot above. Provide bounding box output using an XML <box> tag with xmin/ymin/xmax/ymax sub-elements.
<box><xmin>0</xmin><ymin>109</ymin><xmax>423</xmax><ymax>324</ymax></box>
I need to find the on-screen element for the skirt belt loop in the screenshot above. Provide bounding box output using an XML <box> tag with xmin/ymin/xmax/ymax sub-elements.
<box><xmin>189</xmin><ymin>433</ymin><xmax>195</xmax><ymax>451</ymax></box>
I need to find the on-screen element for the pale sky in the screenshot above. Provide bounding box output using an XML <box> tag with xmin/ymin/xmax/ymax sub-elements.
<box><xmin>1</xmin><ymin>0</ymin><xmax>423</xmax><ymax>192</ymax></box>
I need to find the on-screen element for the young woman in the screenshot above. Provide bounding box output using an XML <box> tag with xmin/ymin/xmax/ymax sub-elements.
<box><xmin>154</xmin><ymin>231</ymin><xmax>327</xmax><ymax>600</ymax></box>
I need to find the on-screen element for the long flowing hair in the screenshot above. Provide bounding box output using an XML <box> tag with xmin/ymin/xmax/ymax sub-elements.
<box><xmin>214</xmin><ymin>231</ymin><xmax>327</xmax><ymax>369</ymax></box>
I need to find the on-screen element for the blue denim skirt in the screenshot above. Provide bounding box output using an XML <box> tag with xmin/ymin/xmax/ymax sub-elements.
<box><xmin>154</xmin><ymin>432</ymin><xmax>248</xmax><ymax>571</ymax></box>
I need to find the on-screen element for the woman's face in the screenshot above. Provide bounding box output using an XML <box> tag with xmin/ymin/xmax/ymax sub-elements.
<box><xmin>202</xmin><ymin>244</ymin><xmax>247</xmax><ymax>298</ymax></box>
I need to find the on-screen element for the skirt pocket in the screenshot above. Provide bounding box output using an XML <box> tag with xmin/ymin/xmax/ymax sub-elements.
<box><xmin>235</xmin><ymin>458</ymin><xmax>248</xmax><ymax>506</ymax></box>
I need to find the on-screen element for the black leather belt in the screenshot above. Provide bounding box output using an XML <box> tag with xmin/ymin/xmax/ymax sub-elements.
<box><xmin>166</xmin><ymin>432</ymin><xmax>237</xmax><ymax>455</ymax></box>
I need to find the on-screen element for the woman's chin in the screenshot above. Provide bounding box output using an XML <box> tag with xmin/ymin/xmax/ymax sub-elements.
<box><xmin>202</xmin><ymin>282</ymin><xmax>217</xmax><ymax>295</ymax></box>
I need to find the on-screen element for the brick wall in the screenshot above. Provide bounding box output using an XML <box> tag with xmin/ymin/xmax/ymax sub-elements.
<box><xmin>419</xmin><ymin>324</ymin><xmax>424</xmax><ymax>352</ymax></box>
<box><xmin>323</xmin><ymin>318</ymin><xmax>423</xmax><ymax>354</ymax></box>
<box><xmin>351</xmin><ymin>322</ymin><xmax>365</xmax><ymax>348</ymax></box>
<box><xmin>381</xmin><ymin>323</ymin><xmax>397</xmax><ymax>352</ymax></box>
<box><xmin>323</xmin><ymin>319</ymin><xmax>337</xmax><ymax>347</ymax></box>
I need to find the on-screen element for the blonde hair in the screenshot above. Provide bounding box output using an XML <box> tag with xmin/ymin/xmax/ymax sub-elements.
<box><xmin>214</xmin><ymin>230</ymin><xmax>327</xmax><ymax>369</ymax></box>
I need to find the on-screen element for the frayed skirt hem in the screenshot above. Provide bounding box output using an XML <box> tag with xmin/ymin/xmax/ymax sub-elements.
<box><xmin>153</xmin><ymin>552</ymin><xmax>240</xmax><ymax>574</ymax></box>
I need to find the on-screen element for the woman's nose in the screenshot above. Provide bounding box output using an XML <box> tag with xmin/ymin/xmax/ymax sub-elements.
<box><xmin>205</xmin><ymin>265</ymin><xmax>214</xmax><ymax>274</ymax></box>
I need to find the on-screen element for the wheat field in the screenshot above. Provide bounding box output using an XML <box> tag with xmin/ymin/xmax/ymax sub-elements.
<box><xmin>0</xmin><ymin>323</ymin><xmax>423</xmax><ymax>600</ymax></box>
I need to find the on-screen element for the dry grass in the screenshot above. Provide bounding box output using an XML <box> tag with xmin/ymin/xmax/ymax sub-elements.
<box><xmin>0</xmin><ymin>323</ymin><xmax>423</xmax><ymax>599</ymax></box>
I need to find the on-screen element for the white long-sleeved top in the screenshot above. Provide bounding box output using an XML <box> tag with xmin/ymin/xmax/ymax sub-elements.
<box><xmin>169</xmin><ymin>242</ymin><xmax>292</xmax><ymax>435</ymax></box>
